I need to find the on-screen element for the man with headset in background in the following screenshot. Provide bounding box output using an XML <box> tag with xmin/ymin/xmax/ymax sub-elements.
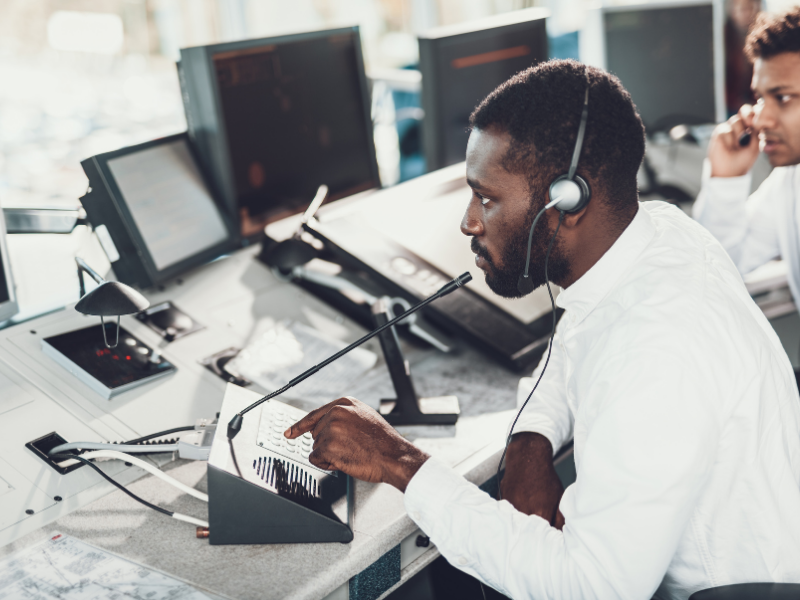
<box><xmin>694</xmin><ymin>8</ymin><xmax>800</xmax><ymax>326</ymax></box>
<box><xmin>286</xmin><ymin>59</ymin><xmax>800</xmax><ymax>599</ymax></box>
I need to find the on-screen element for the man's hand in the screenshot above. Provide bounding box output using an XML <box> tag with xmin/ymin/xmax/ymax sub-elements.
<box><xmin>500</xmin><ymin>432</ymin><xmax>565</xmax><ymax>529</ymax></box>
<box><xmin>708</xmin><ymin>104</ymin><xmax>761</xmax><ymax>178</ymax></box>
<box><xmin>285</xmin><ymin>397</ymin><xmax>429</xmax><ymax>492</ymax></box>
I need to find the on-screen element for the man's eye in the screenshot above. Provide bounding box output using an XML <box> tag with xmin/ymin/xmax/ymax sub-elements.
<box><xmin>479</xmin><ymin>195</ymin><xmax>491</xmax><ymax>206</ymax></box>
<box><xmin>779</xmin><ymin>94</ymin><xmax>793</xmax><ymax>104</ymax></box>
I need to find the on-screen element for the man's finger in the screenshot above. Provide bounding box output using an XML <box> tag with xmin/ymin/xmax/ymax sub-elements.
<box><xmin>285</xmin><ymin>397</ymin><xmax>354</xmax><ymax>438</ymax></box>
<box><xmin>730</xmin><ymin>116</ymin><xmax>746</xmax><ymax>137</ymax></box>
<box><xmin>739</xmin><ymin>103</ymin><xmax>755</xmax><ymax>127</ymax></box>
<box><xmin>308</xmin><ymin>447</ymin><xmax>336</xmax><ymax>472</ymax></box>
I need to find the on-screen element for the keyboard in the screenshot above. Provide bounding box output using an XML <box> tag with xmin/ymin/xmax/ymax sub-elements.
<box><xmin>256</xmin><ymin>400</ymin><xmax>335</xmax><ymax>476</ymax></box>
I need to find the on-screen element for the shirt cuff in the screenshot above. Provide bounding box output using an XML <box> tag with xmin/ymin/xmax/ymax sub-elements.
<box><xmin>703</xmin><ymin>172</ymin><xmax>752</xmax><ymax>200</ymax></box>
<box><xmin>404</xmin><ymin>456</ymin><xmax>465</xmax><ymax>534</ymax></box>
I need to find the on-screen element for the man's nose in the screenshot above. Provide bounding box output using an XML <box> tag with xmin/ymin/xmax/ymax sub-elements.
<box><xmin>753</xmin><ymin>100</ymin><xmax>777</xmax><ymax>131</ymax></box>
<box><xmin>461</xmin><ymin>197</ymin><xmax>484</xmax><ymax>237</ymax></box>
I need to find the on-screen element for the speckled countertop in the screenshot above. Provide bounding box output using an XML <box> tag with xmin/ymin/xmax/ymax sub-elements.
<box><xmin>0</xmin><ymin>343</ymin><xmax>523</xmax><ymax>600</ymax></box>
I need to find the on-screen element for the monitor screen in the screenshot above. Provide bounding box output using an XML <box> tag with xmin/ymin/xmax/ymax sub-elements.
<box><xmin>182</xmin><ymin>29</ymin><xmax>378</xmax><ymax>237</ymax></box>
<box><xmin>0</xmin><ymin>257</ymin><xmax>9</xmax><ymax>306</ymax></box>
<box><xmin>106</xmin><ymin>139</ymin><xmax>230</xmax><ymax>272</ymax></box>
<box><xmin>419</xmin><ymin>9</ymin><xmax>549</xmax><ymax>171</ymax></box>
<box><xmin>604</xmin><ymin>4</ymin><xmax>717</xmax><ymax>131</ymax></box>
<box><xmin>0</xmin><ymin>203</ymin><xmax>18</xmax><ymax>321</ymax></box>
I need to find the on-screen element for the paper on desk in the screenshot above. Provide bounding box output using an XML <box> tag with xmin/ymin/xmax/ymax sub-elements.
<box><xmin>0</xmin><ymin>533</ymin><xmax>211</xmax><ymax>600</ymax></box>
<box><xmin>226</xmin><ymin>319</ymin><xmax>377</xmax><ymax>403</ymax></box>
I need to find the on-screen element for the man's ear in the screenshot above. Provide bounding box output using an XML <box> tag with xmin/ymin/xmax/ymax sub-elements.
<box><xmin>559</xmin><ymin>203</ymin><xmax>591</xmax><ymax>230</ymax></box>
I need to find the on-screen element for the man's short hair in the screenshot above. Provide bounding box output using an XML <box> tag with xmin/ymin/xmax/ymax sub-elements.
<box><xmin>469</xmin><ymin>59</ymin><xmax>645</xmax><ymax>212</ymax></box>
<box><xmin>745</xmin><ymin>6</ymin><xmax>800</xmax><ymax>61</ymax></box>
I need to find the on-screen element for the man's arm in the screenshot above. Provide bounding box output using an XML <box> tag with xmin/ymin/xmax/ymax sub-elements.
<box><xmin>693</xmin><ymin>105</ymin><xmax>781</xmax><ymax>274</ymax></box>
<box><xmin>500</xmin><ymin>432</ymin><xmax>565</xmax><ymax>528</ymax></box>
<box><xmin>500</xmin><ymin>327</ymin><xmax>572</xmax><ymax>526</ymax></box>
<box><xmin>287</xmin><ymin>341</ymin><xmax>719</xmax><ymax>600</ymax></box>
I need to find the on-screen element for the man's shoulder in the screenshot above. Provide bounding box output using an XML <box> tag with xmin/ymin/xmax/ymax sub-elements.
<box><xmin>608</xmin><ymin>202</ymin><xmax>756</xmax><ymax>329</ymax></box>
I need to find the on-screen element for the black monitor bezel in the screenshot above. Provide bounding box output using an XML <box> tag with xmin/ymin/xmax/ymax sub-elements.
<box><xmin>185</xmin><ymin>26</ymin><xmax>381</xmax><ymax>239</ymax></box>
<box><xmin>417</xmin><ymin>11</ymin><xmax>549</xmax><ymax>172</ymax></box>
<box><xmin>600</xmin><ymin>0</ymin><xmax>722</xmax><ymax>131</ymax></box>
<box><xmin>87</xmin><ymin>132</ymin><xmax>239</xmax><ymax>287</ymax></box>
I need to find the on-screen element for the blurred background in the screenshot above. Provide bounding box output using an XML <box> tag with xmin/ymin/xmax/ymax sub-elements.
<box><xmin>1</xmin><ymin>0</ymin><xmax>797</xmax><ymax>212</ymax></box>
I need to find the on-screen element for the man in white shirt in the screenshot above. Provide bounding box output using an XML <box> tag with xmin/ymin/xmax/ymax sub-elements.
<box><xmin>287</xmin><ymin>60</ymin><xmax>800</xmax><ymax>599</ymax></box>
<box><xmin>694</xmin><ymin>8</ymin><xmax>800</xmax><ymax>304</ymax></box>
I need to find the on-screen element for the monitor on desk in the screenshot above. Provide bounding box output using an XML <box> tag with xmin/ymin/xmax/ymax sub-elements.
<box><xmin>301</xmin><ymin>164</ymin><xmax>557</xmax><ymax>371</ymax></box>
<box><xmin>418</xmin><ymin>8</ymin><xmax>549</xmax><ymax>172</ymax></box>
<box><xmin>79</xmin><ymin>133</ymin><xmax>237</xmax><ymax>289</ymax></box>
<box><xmin>178</xmin><ymin>27</ymin><xmax>380</xmax><ymax>238</ymax></box>
<box><xmin>581</xmin><ymin>0</ymin><xmax>725</xmax><ymax>131</ymax></box>
<box><xmin>0</xmin><ymin>203</ymin><xmax>19</xmax><ymax>322</ymax></box>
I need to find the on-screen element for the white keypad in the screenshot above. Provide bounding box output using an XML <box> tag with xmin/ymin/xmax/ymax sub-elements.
<box><xmin>256</xmin><ymin>400</ymin><xmax>333</xmax><ymax>475</ymax></box>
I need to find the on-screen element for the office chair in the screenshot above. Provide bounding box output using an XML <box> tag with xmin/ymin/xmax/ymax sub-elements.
<box><xmin>690</xmin><ymin>583</ymin><xmax>800</xmax><ymax>599</ymax></box>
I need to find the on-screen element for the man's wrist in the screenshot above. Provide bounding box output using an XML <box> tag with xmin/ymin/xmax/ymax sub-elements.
<box><xmin>383</xmin><ymin>442</ymin><xmax>430</xmax><ymax>492</ymax></box>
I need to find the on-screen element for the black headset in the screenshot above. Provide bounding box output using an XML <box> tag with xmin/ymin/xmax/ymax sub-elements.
<box><xmin>517</xmin><ymin>78</ymin><xmax>591</xmax><ymax>296</ymax></box>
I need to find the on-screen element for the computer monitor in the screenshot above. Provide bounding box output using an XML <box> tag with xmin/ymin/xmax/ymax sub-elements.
<box><xmin>0</xmin><ymin>204</ymin><xmax>19</xmax><ymax>322</ymax></box>
<box><xmin>178</xmin><ymin>27</ymin><xmax>380</xmax><ymax>238</ymax></box>
<box><xmin>79</xmin><ymin>133</ymin><xmax>238</xmax><ymax>289</ymax></box>
<box><xmin>581</xmin><ymin>0</ymin><xmax>725</xmax><ymax>132</ymax></box>
<box><xmin>418</xmin><ymin>8</ymin><xmax>549</xmax><ymax>172</ymax></box>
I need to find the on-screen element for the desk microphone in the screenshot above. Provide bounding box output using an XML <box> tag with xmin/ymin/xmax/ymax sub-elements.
<box><xmin>226</xmin><ymin>272</ymin><xmax>473</xmax><ymax>439</ymax></box>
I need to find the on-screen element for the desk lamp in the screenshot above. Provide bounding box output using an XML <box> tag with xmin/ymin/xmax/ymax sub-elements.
<box><xmin>261</xmin><ymin>184</ymin><xmax>328</xmax><ymax>273</ymax></box>
<box><xmin>75</xmin><ymin>257</ymin><xmax>149</xmax><ymax>349</ymax></box>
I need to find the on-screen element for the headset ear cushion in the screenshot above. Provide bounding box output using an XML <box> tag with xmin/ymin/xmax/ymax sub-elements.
<box><xmin>548</xmin><ymin>175</ymin><xmax>591</xmax><ymax>214</ymax></box>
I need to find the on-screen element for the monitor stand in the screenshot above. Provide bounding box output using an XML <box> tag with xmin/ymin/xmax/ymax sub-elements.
<box><xmin>373</xmin><ymin>299</ymin><xmax>459</xmax><ymax>426</ymax></box>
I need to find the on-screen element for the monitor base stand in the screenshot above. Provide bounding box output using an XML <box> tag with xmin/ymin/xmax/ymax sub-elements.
<box><xmin>373</xmin><ymin>298</ymin><xmax>460</xmax><ymax>427</ymax></box>
<box><xmin>379</xmin><ymin>396</ymin><xmax>459</xmax><ymax>426</ymax></box>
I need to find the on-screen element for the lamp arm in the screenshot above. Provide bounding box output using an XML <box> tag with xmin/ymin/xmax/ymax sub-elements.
<box><xmin>75</xmin><ymin>257</ymin><xmax>106</xmax><ymax>298</ymax></box>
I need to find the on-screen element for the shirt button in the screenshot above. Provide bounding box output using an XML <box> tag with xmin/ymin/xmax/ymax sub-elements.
<box><xmin>458</xmin><ymin>557</ymin><xmax>468</xmax><ymax>565</ymax></box>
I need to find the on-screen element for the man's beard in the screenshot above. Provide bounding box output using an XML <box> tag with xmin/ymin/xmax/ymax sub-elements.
<box><xmin>471</xmin><ymin>202</ymin><xmax>570</xmax><ymax>299</ymax></box>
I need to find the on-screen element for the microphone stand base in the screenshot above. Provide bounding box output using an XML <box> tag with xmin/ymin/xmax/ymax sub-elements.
<box><xmin>379</xmin><ymin>396</ymin><xmax>460</xmax><ymax>426</ymax></box>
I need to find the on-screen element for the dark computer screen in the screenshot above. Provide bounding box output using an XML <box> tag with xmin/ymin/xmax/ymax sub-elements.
<box><xmin>80</xmin><ymin>133</ymin><xmax>237</xmax><ymax>289</ymax></box>
<box><xmin>0</xmin><ymin>208</ymin><xmax>17</xmax><ymax>322</ymax></box>
<box><xmin>419</xmin><ymin>10</ymin><xmax>549</xmax><ymax>171</ymax></box>
<box><xmin>604</xmin><ymin>4</ymin><xmax>716</xmax><ymax>131</ymax></box>
<box><xmin>0</xmin><ymin>258</ymin><xmax>9</xmax><ymax>306</ymax></box>
<box><xmin>198</xmin><ymin>30</ymin><xmax>378</xmax><ymax>235</ymax></box>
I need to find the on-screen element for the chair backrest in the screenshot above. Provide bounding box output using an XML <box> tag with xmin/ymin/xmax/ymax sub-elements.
<box><xmin>690</xmin><ymin>583</ymin><xmax>800</xmax><ymax>600</ymax></box>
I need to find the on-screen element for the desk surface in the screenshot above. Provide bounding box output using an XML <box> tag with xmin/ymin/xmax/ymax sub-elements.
<box><xmin>0</xmin><ymin>242</ymin><xmax>522</xmax><ymax>600</ymax></box>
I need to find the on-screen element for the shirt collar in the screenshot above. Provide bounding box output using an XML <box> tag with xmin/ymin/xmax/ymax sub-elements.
<box><xmin>555</xmin><ymin>203</ymin><xmax>655</xmax><ymax>327</ymax></box>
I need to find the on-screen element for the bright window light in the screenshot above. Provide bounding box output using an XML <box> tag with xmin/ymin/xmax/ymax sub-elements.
<box><xmin>47</xmin><ymin>11</ymin><xmax>124</xmax><ymax>54</ymax></box>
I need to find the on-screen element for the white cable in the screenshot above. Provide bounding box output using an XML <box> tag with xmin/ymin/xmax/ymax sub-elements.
<box><xmin>172</xmin><ymin>513</ymin><xmax>209</xmax><ymax>527</ymax></box>
<box><xmin>49</xmin><ymin>442</ymin><xmax>179</xmax><ymax>455</ymax></box>
<box><xmin>79</xmin><ymin>450</ymin><xmax>209</xmax><ymax>502</ymax></box>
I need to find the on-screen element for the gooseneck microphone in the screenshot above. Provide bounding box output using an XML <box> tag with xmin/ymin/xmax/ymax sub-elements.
<box><xmin>226</xmin><ymin>272</ymin><xmax>473</xmax><ymax>439</ymax></box>
<box><xmin>517</xmin><ymin>203</ymin><xmax>554</xmax><ymax>296</ymax></box>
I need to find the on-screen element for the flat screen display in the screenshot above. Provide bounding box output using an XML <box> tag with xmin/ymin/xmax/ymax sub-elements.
<box><xmin>107</xmin><ymin>139</ymin><xmax>230</xmax><ymax>272</ymax></box>
<box><xmin>0</xmin><ymin>257</ymin><xmax>10</xmax><ymax>305</ymax></box>
<box><xmin>604</xmin><ymin>4</ymin><xmax>716</xmax><ymax>130</ymax></box>
<box><xmin>421</xmin><ymin>20</ymin><xmax>548</xmax><ymax>170</ymax></box>
<box><xmin>211</xmin><ymin>32</ymin><xmax>375</xmax><ymax>230</ymax></box>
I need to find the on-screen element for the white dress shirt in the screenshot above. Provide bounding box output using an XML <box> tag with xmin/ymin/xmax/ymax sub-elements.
<box><xmin>404</xmin><ymin>201</ymin><xmax>800</xmax><ymax>600</ymax></box>
<box><xmin>693</xmin><ymin>163</ymin><xmax>800</xmax><ymax>301</ymax></box>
